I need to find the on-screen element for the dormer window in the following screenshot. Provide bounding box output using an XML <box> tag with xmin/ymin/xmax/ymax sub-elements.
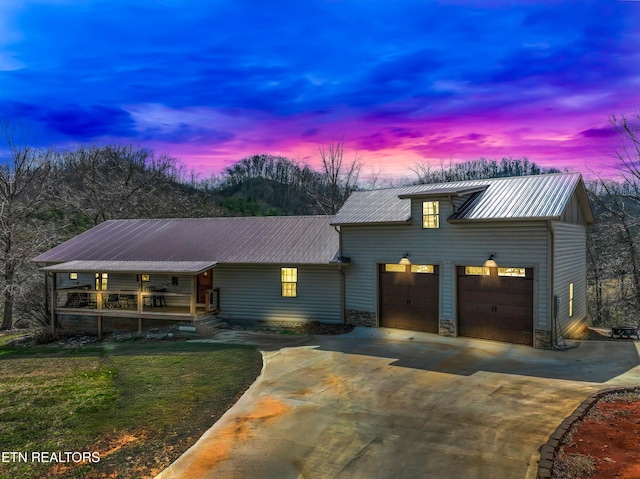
<box><xmin>422</xmin><ymin>201</ymin><xmax>440</xmax><ymax>229</ymax></box>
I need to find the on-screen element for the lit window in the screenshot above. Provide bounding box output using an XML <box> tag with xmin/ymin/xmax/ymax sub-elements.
<box><xmin>422</xmin><ymin>201</ymin><xmax>440</xmax><ymax>229</ymax></box>
<box><xmin>411</xmin><ymin>264</ymin><xmax>434</xmax><ymax>273</ymax></box>
<box><xmin>281</xmin><ymin>268</ymin><xmax>297</xmax><ymax>297</ymax></box>
<box><xmin>498</xmin><ymin>267</ymin><xmax>526</xmax><ymax>277</ymax></box>
<box><xmin>141</xmin><ymin>274</ymin><xmax>150</xmax><ymax>282</ymax></box>
<box><xmin>385</xmin><ymin>264</ymin><xmax>406</xmax><ymax>272</ymax></box>
<box><xmin>569</xmin><ymin>283</ymin><xmax>574</xmax><ymax>317</ymax></box>
<box><xmin>465</xmin><ymin>266</ymin><xmax>490</xmax><ymax>276</ymax></box>
<box><xmin>95</xmin><ymin>272</ymin><xmax>108</xmax><ymax>291</ymax></box>
<box><xmin>69</xmin><ymin>273</ymin><xmax>78</xmax><ymax>280</ymax></box>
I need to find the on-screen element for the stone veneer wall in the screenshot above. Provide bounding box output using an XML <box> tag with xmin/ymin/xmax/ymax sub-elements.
<box><xmin>439</xmin><ymin>319</ymin><xmax>456</xmax><ymax>337</ymax></box>
<box><xmin>534</xmin><ymin>329</ymin><xmax>552</xmax><ymax>349</ymax></box>
<box><xmin>345</xmin><ymin>310</ymin><xmax>377</xmax><ymax>327</ymax></box>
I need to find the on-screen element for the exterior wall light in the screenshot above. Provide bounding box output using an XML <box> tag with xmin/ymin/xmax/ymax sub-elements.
<box><xmin>399</xmin><ymin>253</ymin><xmax>411</xmax><ymax>265</ymax></box>
<box><xmin>484</xmin><ymin>254</ymin><xmax>498</xmax><ymax>268</ymax></box>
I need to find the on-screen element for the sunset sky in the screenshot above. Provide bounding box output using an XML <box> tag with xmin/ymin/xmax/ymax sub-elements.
<box><xmin>1</xmin><ymin>0</ymin><xmax>639</xmax><ymax>180</ymax></box>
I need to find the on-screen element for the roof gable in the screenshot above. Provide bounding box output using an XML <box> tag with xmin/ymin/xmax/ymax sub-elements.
<box><xmin>34</xmin><ymin>216</ymin><xmax>339</xmax><ymax>265</ymax></box>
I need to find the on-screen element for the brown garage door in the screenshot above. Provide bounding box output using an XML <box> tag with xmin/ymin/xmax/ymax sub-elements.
<box><xmin>457</xmin><ymin>266</ymin><xmax>533</xmax><ymax>345</ymax></box>
<box><xmin>379</xmin><ymin>264</ymin><xmax>439</xmax><ymax>333</ymax></box>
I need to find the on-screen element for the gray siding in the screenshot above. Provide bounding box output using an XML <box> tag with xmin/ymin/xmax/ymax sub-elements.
<box><xmin>56</xmin><ymin>272</ymin><xmax>94</xmax><ymax>289</ymax></box>
<box><xmin>213</xmin><ymin>264</ymin><xmax>342</xmax><ymax>323</ymax></box>
<box><xmin>342</xmin><ymin>198</ymin><xmax>551</xmax><ymax>330</ymax></box>
<box><xmin>560</xmin><ymin>194</ymin><xmax>586</xmax><ymax>225</ymax></box>
<box><xmin>552</xmin><ymin>221</ymin><xmax>588</xmax><ymax>338</ymax></box>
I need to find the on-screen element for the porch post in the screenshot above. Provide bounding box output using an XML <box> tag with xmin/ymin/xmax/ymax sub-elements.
<box><xmin>97</xmin><ymin>316</ymin><xmax>103</xmax><ymax>341</ymax></box>
<box><xmin>49</xmin><ymin>273</ymin><xmax>56</xmax><ymax>334</ymax></box>
<box><xmin>190</xmin><ymin>276</ymin><xmax>196</xmax><ymax>316</ymax></box>
<box><xmin>137</xmin><ymin>274</ymin><xmax>143</xmax><ymax>314</ymax></box>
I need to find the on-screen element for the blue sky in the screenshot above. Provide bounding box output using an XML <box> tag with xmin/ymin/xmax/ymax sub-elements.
<box><xmin>1</xmin><ymin>0</ymin><xmax>639</xmax><ymax>179</ymax></box>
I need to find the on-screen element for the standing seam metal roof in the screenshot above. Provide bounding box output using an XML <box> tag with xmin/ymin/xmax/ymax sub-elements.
<box><xmin>33</xmin><ymin>216</ymin><xmax>339</xmax><ymax>265</ymax></box>
<box><xmin>332</xmin><ymin>173</ymin><xmax>592</xmax><ymax>225</ymax></box>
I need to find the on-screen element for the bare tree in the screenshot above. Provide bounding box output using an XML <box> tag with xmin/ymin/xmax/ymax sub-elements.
<box><xmin>316</xmin><ymin>138</ymin><xmax>362</xmax><ymax>214</ymax></box>
<box><xmin>59</xmin><ymin>144</ymin><xmax>208</xmax><ymax>225</ymax></box>
<box><xmin>584</xmin><ymin>114</ymin><xmax>640</xmax><ymax>326</ymax></box>
<box><xmin>0</xmin><ymin>121</ymin><xmax>56</xmax><ymax>330</ymax></box>
<box><xmin>410</xmin><ymin>157</ymin><xmax>558</xmax><ymax>184</ymax></box>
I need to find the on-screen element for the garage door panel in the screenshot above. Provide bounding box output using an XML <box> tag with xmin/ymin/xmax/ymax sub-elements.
<box><xmin>379</xmin><ymin>266</ymin><xmax>439</xmax><ymax>333</ymax></box>
<box><xmin>457</xmin><ymin>267</ymin><xmax>533</xmax><ymax>346</ymax></box>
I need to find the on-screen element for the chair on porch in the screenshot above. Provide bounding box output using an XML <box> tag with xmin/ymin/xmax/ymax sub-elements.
<box><xmin>153</xmin><ymin>288</ymin><xmax>167</xmax><ymax>308</ymax></box>
<box><xmin>105</xmin><ymin>294</ymin><xmax>120</xmax><ymax>308</ymax></box>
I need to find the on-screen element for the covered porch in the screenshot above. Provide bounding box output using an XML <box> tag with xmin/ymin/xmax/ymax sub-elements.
<box><xmin>41</xmin><ymin>260</ymin><xmax>220</xmax><ymax>338</ymax></box>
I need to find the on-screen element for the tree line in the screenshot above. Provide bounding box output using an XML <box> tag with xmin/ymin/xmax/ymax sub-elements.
<box><xmin>1</xmin><ymin>115</ymin><xmax>640</xmax><ymax>331</ymax></box>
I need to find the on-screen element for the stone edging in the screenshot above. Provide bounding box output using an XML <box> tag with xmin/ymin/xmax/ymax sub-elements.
<box><xmin>537</xmin><ymin>386</ymin><xmax>640</xmax><ymax>479</ymax></box>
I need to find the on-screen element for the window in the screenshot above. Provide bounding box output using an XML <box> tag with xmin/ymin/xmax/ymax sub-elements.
<box><xmin>498</xmin><ymin>267</ymin><xmax>526</xmax><ymax>277</ymax></box>
<box><xmin>422</xmin><ymin>201</ymin><xmax>440</xmax><ymax>229</ymax></box>
<box><xmin>95</xmin><ymin>273</ymin><xmax>108</xmax><ymax>291</ymax></box>
<box><xmin>141</xmin><ymin>274</ymin><xmax>150</xmax><ymax>282</ymax></box>
<box><xmin>281</xmin><ymin>268</ymin><xmax>297</xmax><ymax>297</ymax></box>
<box><xmin>171</xmin><ymin>276</ymin><xmax>179</xmax><ymax>286</ymax></box>
<box><xmin>569</xmin><ymin>283</ymin><xmax>574</xmax><ymax>317</ymax></box>
<box><xmin>411</xmin><ymin>264</ymin><xmax>435</xmax><ymax>273</ymax></box>
<box><xmin>465</xmin><ymin>266</ymin><xmax>490</xmax><ymax>276</ymax></box>
<box><xmin>69</xmin><ymin>273</ymin><xmax>78</xmax><ymax>280</ymax></box>
<box><xmin>385</xmin><ymin>264</ymin><xmax>406</xmax><ymax>272</ymax></box>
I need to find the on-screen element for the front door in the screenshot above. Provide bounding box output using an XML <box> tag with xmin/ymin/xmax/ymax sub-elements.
<box><xmin>197</xmin><ymin>269</ymin><xmax>213</xmax><ymax>303</ymax></box>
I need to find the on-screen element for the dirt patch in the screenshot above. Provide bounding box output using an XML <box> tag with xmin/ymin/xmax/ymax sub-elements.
<box><xmin>177</xmin><ymin>396</ymin><xmax>292</xmax><ymax>477</ymax></box>
<box><xmin>553</xmin><ymin>391</ymin><xmax>640</xmax><ymax>479</ymax></box>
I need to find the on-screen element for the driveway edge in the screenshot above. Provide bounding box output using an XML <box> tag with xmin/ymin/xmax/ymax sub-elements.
<box><xmin>537</xmin><ymin>386</ymin><xmax>640</xmax><ymax>478</ymax></box>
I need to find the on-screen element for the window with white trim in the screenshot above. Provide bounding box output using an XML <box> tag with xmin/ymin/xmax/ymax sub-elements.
<box><xmin>281</xmin><ymin>268</ymin><xmax>297</xmax><ymax>297</ymax></box>
<box><xmin>422</xmin><ymin>201</ymin><xmax>440</xmax><ymax>229</ymax></box>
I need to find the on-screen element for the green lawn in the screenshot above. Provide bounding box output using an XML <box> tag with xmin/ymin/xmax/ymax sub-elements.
<box><xmin>0</xmin><ymin>338</ymin><xmax>262</xmax><ymax>479</ymax></box>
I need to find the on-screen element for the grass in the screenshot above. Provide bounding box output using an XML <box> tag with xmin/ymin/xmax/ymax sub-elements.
<box><xmin>0</xmin><ymin>339</ymin><xmax>262</xmax><ymax>479</ymax></box>
<box><xmin>0</xmin><ymin>331</ymin><xmax>30</xmax><ymax>347</ymax></box>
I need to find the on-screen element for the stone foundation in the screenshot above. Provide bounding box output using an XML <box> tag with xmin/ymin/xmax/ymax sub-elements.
<box><xmin>534</xmin><ymin>329</ymin><xmax>552</xmax><ymax>349</ymax></box>
<box><xmin>439</xmin><ymin>319</ymin><xmax>456</xmax><ymax>337</ymax></box>
<box><xmin>345</xmin><ymin>310</ymin><xmax>377</xmax><ymax>327</ymax></box>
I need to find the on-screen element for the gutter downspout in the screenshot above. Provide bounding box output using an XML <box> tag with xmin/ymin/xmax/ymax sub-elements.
<box><xmin>547</xmin><ymin>220</ymin><xmax>557</xmax><ymax>349</ymax></box>
<box><xmin>334</xmin><ymin>225</ymin><xmax>346</xmax><ymax>324</ymax></box>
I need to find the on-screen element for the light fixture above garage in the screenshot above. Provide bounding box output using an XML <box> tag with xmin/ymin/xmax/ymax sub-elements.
<box><xmin>399</xmin><ymin>253</ymin><xmax>411</xmax><ymax>265</ymax></box>
<box><xmin>484</xmin><ymin>254</ymin><xmax>498</xmax><ymax>268</ymax></box>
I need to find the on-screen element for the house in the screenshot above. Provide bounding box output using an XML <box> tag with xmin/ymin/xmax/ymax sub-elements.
<box><xmin>333</xmin><ymin>172</ymin><xmax>594</xmax><ymax>349</ymax></box>
<box><xmin>33</xmin><ymin>216</ymin><xmax>343</xmax><ymax>337</ymax></box>
<box><xmin>34</xmin><ymin>172</ymin><xmax>593</xmax><ymax>349</ymax></box>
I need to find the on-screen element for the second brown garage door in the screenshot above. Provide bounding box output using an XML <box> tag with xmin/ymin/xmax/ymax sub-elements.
<box><xmin>457</xmin><ymin>266</ymin><xmax>534</xmax><ymax>345</ymax></box>
<box><xmin>379</xmin><ymin>264</ymin><xmax>439</xmax><ymax>333</ymax></box>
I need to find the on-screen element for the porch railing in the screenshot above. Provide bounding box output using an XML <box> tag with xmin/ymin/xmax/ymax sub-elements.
<box><xmin>55</xmin><ymin>289</ymin><xmax>196</xmax><ymax>316</ymax></box>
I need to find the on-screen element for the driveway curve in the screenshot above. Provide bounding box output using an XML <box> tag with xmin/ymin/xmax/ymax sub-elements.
<box><xmin>156</xmin><ymin>328</ymin><xmax>640</xmax><ymax>479</ymax></box>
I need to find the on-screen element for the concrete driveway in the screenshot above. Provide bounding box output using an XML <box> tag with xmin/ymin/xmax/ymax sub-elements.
<box><xmin>156</xmin><ymin>328</ymin><xmax>640</xmax><ymax>479</ymax></box>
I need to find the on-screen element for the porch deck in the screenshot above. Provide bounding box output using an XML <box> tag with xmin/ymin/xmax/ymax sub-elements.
<box><xmin>53</xmin><ymin>288</ymin><xmax>220</xmax><ymax>321</ymax></box>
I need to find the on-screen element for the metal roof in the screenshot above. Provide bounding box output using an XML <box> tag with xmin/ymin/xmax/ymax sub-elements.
<box><xmin>41</xmin><ymin>260</ymin><xmax>216</xmax><ymax>274</ymax></box>
<box><xmin>332</xmin><ymin>173</ymin><xmax>594</xmax><ymax>225</ymax></box>
<box><xmin>34</xmin><ymin>216</ymin><xmax>339</xmax><ymax>265</ymax></box>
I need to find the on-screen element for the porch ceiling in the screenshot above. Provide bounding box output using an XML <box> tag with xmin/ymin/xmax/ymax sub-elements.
<box><xmin>40</xmin><ymin>260</ymin><xmax>217</xmax><ymax>274</ymax></box>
